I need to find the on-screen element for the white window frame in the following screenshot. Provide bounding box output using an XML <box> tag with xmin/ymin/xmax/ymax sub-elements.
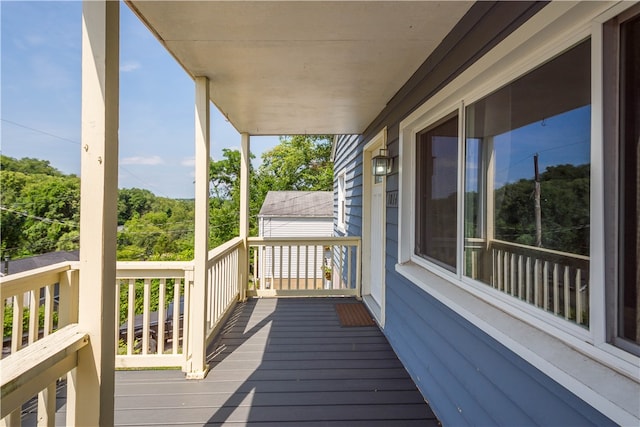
<box><xmin>337</xmin><ymin>169</ymin><xmax>347</xmax><ymax>233</ymax></box>
<box><xmin>397</xmin><ymin>2</ymin><xmax>639</xmax><ymax>425</ymax></box>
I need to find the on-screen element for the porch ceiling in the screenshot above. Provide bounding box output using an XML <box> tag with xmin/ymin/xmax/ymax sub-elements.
<box><xmin>126</xmin><ymin>1</ymin><xmax>472</xmax><ymax>135</ymax></box>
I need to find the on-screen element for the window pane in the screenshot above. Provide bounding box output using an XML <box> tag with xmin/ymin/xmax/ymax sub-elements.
<box><xmin>464</xmin><ymin>40</ymin><xmax>591</xmax><ymax>327</ymax></box>
<box><xmin>619</xmin><ymin>14</ymin><xmax>640</xmax><ymax>345</ymax></box>
<box><xmin>416</xmin><ymin>114</ymin><xmax>458</xmax><ymax>271</ymax></box>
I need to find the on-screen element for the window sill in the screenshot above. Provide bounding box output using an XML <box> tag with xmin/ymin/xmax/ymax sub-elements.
<box><xmin>395</xmin><ymin>261</ymin><xmax>639</xmax><ymax>426</ymax></box>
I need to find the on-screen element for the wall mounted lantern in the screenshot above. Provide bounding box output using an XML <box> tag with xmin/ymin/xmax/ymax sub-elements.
<box><xmin>372</xmin><ymin>147</ymin><xmax>393</xmax><ymax>176</ymax></box>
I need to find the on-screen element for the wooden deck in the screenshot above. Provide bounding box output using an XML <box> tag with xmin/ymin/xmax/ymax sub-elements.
<box><xmin>26</xmin><ymin>298</ymin><xmax>439</xmax><ymax>426</ymax></box>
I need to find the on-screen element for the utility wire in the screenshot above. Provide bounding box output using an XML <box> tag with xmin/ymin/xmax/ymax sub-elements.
<box><xmin>0</xmin><ymin>206</ymin><xmax>79</xmax><ymax>228</ymax></box>
<box><xmin>2</xmin><ymin>118</ymin><xmax>175</xmax><ymax>198</ymax></box>
<box><xmin>1</xmin><ymin>118</ymin><xmax>81</xmax><ymax>146</ymax></box>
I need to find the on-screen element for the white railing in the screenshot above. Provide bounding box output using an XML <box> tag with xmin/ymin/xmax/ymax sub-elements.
<box><xmin>115</xmin><ymin>262</ymin><xmax>193</xmax><ymax>369</ymax></box>
<box><xmin>204</xmin><ymin>237</ymin><xmax>242</xmax><ymax>346</ymax></box>
<box><xmin>248</xmin><ymin>236</ymin><xmax>361</xmax><ymax>297</ymax></box>
<box><xmin>1</xmin><ymin>236</ymin><xmax>360</xmax><ymax>424</ymax></box>
<box><xmin>1</xmin><ymin>262</ymin><xmax>83</xmax><ymax>426</ymax></box>
<box><xmin>491</xmin><ymin>239</ymin><xmax>589</xmax><ymax>326</ymax></box>
<box><xmin>467</xmin><ymin>238</ymin><xmax>589</xmax><ymax>327</ymax></box>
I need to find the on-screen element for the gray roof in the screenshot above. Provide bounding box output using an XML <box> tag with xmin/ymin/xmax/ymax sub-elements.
<box><xmin>258</xmin><ymin>191</ymin><xmax>333</xmax><ymax>218</ymax></box>
<box><xmin>2</xmin><ymin>250</ymin><xmax>79</xmax><ymax>276</ymax></box>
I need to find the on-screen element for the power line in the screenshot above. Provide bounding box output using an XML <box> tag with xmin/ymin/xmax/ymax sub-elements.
<box><xmin>0</xmin><ymin>206</ymin><xmax>79</xmax><ymax>228</ymax></box>
<box><xmin>2</xmin><ymin>118</ymin><xmax>176</xmax><ymax>198</ymax></box>
<box><xmin>1</xmin><ymin>118</ymin><xmax>81</xmax><ymax>146</ymax></box>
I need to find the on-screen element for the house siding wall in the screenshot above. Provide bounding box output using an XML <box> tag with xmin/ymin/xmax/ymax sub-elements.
<box><xmin>260</xmin><ymin>217</ymin><xmax>333</xmax><ymax>238</ymax></box>
<box><xmin>335</xmin><ymin>1</ymin><xmax>615</xmax><ymax>425</ymax></box>
<box><xmin>258</xmin><ymin>217</ymin><xmax>332</xmax><ymax>282</ymax></box>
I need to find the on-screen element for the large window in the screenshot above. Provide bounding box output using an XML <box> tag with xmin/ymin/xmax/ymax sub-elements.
<box><xmin>464</xmin><ymin>40</ymin><xmax>591</xmax><ymax>327</ymax></box>
<box><xmin>415</xmin><ymin>113</ymin><xmax>458</xmax><ymax>271</ymax></box>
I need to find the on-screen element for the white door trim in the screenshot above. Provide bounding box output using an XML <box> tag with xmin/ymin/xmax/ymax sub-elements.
<box><xmin>362</xmin><ymin>128</ymin><xmax>387</xmax><ymax>327</ymax></box>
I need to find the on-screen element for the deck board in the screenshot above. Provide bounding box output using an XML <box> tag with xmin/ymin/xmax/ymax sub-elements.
<box><xmin>23</xmin><ymin>298</ymin><xmax>439</xmax><ymax>426</ymax></box>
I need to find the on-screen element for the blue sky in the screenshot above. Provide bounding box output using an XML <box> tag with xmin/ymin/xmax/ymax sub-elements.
<box><xmin>1</xmin><ymin>1</ymin><xmax>279</xmax><ymax>199</ymax></box>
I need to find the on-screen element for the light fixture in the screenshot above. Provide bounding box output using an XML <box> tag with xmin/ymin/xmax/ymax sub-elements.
<box><xmin>372</xmin><ymin>147</ymin><xmax>392</xmax><ymax>176</ymax></box>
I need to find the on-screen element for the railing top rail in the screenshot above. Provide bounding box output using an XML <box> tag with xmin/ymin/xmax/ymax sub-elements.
<box><xmin>248</xmin><ymin>236</ymin><xmax>361</xmax><ymax>245</ymax></box>
<box><xmin>490</xmin><ymin>238</ymin><xmax>590</xmax><ymax>263</ymax></box>
<box><xmin>116</xmin><ymin>261</ymin><xmax>194</xmax><ymax>279</ymax></box>
<box><xmin>208</xmin><ymin>236</ymin><xmax>244</xmax><ymax>262</ymax></box>
<box><xmin>0</xmin><ymin>261</ymin><xmax>75</xmax><ymax>283</ymax></box>
<box><xmin>116</xmin><ymin>261</ymin><xmax>194</xmax><ymax>270</ymax></box>
<box><xmin>0</xmin><ymin>261</ymin><xmax>77</xmax><ymax>296</ymax></box>
<box><xmin>1</xmin><ymin>323</ymin><xmax>89</xmax><ymax>418</ymax></box>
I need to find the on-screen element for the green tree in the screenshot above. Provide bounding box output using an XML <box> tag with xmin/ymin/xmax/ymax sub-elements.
<box><xmin>1</xmin><ymin>171</ymin><xmax>32</xmax><ymax>256</ymax></box>
<box><xmin>256</xmin><ymin>135</ymin><xmax>333</xmax><ymax>192</ymax></box>
<box><xmin>0</xmin><ymin>155</ymin><xmax>63</xmax><ymax>176</ymax></box>
<box><xmin>206</xmin><ymin>135</ymin><xmax>334</xmax><ymax>246</ymax></box>
<box><xmin>19</xmin><ymin>175</ymin><xmax>80</xmax><ymax>254</ymax></box>
<box><xmin>116</xmin><ymin>198</ymin><xmax>195</xmax><ymax>261</ymax></box>
<box><xmin>118</xmin><ymin>188</ymin><xmax>156</xmax><ymax>225</ymax></box>
<box><xmin>494</xmin><ymin>163</ymin><xmax>590</xmax><ymax>255</ymax></box>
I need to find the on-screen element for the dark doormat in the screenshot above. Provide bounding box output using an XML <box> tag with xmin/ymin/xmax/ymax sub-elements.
<box><xmin>335</xmin><ymin>303</ymin><xmax>376</xmax><ymax>327</ymax></box>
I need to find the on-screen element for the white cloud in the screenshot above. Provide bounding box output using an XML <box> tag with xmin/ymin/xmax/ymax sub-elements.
<box><xmin>120</xmin><ymin>61</ymin><xmax>141</xmax><ymax>72</ymax></box>
<box><xmin>181</xmin><ymin>157</ymin><xmax>195</xmax><ymax>167</ymax></box>
<box><xmin>121</xmin><ymin>155</ymin><xmax>164</xmax><ymax>165</ymax></box>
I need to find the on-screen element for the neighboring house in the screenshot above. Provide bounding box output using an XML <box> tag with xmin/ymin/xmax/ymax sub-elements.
<box><xmin>1</xmin><ymin>250</ymin><xmax>79</xmax><ymax>276</ymax></box>
<box><xmin>333</xmin><ymin>2</ymin><xmax>639</xmax><ymax>426</ymax></box>
<box><xmin>256</xmin><ymin>191</ymin><xmax>333</xmax><ymax>289</ymax></box>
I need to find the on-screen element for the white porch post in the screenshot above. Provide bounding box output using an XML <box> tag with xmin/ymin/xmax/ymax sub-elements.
<box><xmin>187</xmin><ymin>76</ymin><xmax>210</xmax><ymax>379</ymax></box>
<box><xmin>73</xmin><ymin>1</ymin><xmax>119</xmax><ymax>425</ymax></box>
<box><xmin>239</xmin><ymin>133</ymin><xmax>250</xmax><ymax>301</ymax></box>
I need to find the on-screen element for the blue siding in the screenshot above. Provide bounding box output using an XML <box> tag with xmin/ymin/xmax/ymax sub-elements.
<box><xmin>383</xmin><ymin>274</ymin><xmax>615</xmax><ymax>426</ymax></box>
<box><xmin>334</xmin><ymin>134</ymin><xmax>364</xmax><ymax>287</ymax></box>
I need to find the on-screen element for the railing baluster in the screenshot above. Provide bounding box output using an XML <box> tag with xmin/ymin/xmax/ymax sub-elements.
<box><xmin>509</xmin><ymin>253</ymin><xmax>516</xmax><ymax>296</ymax></box>
<box><xmin>564</xmin><ymin>266</ymin><xmax>570</xmax><ymax>320</ymax></box>
<box><xmin>12</xmin><ymin>294</ymin><xmax>24</xmax><ymax>353</ymax></box>
<box><xmin>314</xmin><ymin>245</ymin><xmax>318</xmax><ymax>289</ymax></box>
<box><xmin>158</xmin><ymin>279</ymin><xmax>166</xmax><ymax>354</ymax></box>
<box><xmin>296</xmin><ymin>245</ymin><xmax>300</xmax><ymax>290</ymax></box>
<box><xmin>279</xmin><ymin>245</ymin><xmax>284</xmax><ymax>290</ymax></box>
<box><xmin>543</xmin><ymin>261</ymin><xmax>550</xmax><ymax>311</ymax></box>
<box><xmin>172</xmin><ymin>279</ymin><xmax>181</xmax><ymax>354</ymax></box>
<box><xmin>497</xmin><ymin>249</ymin><xmax>502</xmax><ymax>290</ymax></box>
<box><xmin>127</xmin><ymin>279</ymin><xmax>135</xmax><ymax>355</ymax></box>
<box><xmin>287</xmin><ymin>246</ymin><xmax>291</xmax><ymax>290</ymax></box>
<box><xmin>38</xmin><ymin>382</ymin><xmax>56</xmax><ymax>427</ymax></box>
<box><xmin>338</xmin><ymin>245</ymin><xmax>342</xmax><ymax>289</ymax></box>
<box><xmin>43</xmin><ymin>284</ymin><xmax>53</xmax><ymax>334</ymax></box>
<box><xmin>534</xmin><ymin>259</ymin><xmax>541</xmax><ymax>307</ymax></box>
<box><xmin>206</xmin><ymin>263</ymin><xmax>215</xmax><ymax>329</ymax></box>
<box><xmin>305</xmin><ymin>245</ymin><xmax>309</xmax><ymax>290</ymax></box>
<box><xmin>142</xmin><ymin>278</ymin><xmax>151</xmax><ymax>355</ymax></box>
<box><xmin>576</xmin><ymin>269</ymin><xmax>583</xmax><ymax>325</ymax></box>
<box><xmin>269</xmin><ymin>246</ymin><xmax>276</xmax><ymax>288</ymax></box>
<box><xmin>553</xmin><ymin>263</ymin><xmax>559</xmax><ymax>316</ymax></box>
<box><xmin>525</xmin><ymin>257</ymin><xmax>532</xmax><ymax>304</ymax></box>
<box><xmin>517</xmin><ymin>255</ymin><xmax>524</xmax><ymax>300</ymax></box>
<box><xmin>347</xmin><ymin>245</ymin><xmax>352</xmax><ymax>289</ymax></box>
<box><xmin>214</xmin><ymin>259</ymin><xmax>218</xmax><ymax>324</ymax></box>
<box><xmin>28</xmin><ymin>288</ymin><xmax>39</xmax><ymax>345</ymax></box>
<box><xmin>115</xmin><ymin>281</ymin><xmax>121</xmax><ymax>351</ymax></box>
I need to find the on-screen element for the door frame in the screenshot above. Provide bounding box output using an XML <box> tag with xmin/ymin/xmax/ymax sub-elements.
<box><xmin>362</xmin><ymin>128</ymin><xmax>387</xmax><ymax>327</ymax></box>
